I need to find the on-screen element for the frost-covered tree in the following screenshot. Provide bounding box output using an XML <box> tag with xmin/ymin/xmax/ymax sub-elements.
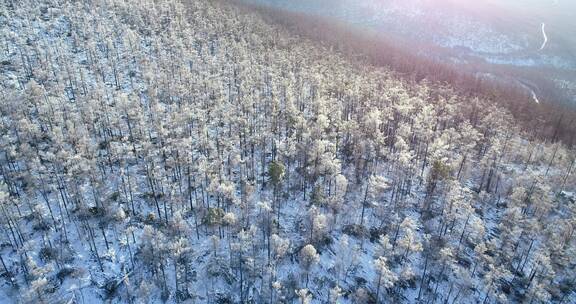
<box><xmin>374</xmin><ymin>256</ymin><xmax>398</xmax><ymax>301</ymax></box>
<box><xmin>299</xmin><ymin>244</ymin><xmax>320</xmax><ymax>287</ymax></box>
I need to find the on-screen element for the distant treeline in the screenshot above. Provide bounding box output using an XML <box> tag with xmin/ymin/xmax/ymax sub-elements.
<box><xmin>230</xmin><ymin>0</ymin><xmax>576</xmax><ymax>146</ymax></box>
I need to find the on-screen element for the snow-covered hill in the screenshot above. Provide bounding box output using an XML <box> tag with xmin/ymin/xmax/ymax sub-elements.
<box><xmin>241</xmin><ymin>0</ymin><xmax>576</xmax><ymax>106</ymax></box>
<box><xmin>0</xmin><ymin>0</ymin><xmax>575</xmax><ymax>303</ymax></box>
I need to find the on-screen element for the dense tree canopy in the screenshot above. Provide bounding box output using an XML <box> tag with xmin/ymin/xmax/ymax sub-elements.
<box><xmin>0</xmin><ymin>0</ymin><xmax>574</xmax><ymax>303</ymax></box>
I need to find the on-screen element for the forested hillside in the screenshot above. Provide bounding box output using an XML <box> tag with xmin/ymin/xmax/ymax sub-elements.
<box><xmin>0</xmin><ymin>0</ymin><xmax>574</xmax><ymax>303</ymax></box>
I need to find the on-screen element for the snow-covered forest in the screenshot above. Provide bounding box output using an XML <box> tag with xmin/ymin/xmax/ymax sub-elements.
<box><xmin>0</xmin><ymin>0</ymin><xmax>575</xmax><ymax>303</ymax></box>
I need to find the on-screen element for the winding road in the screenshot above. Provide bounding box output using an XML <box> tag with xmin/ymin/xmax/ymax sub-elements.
<box><xmin>539</xmin><ymin>22</ymin><xmax>548</xmax><ymax>50</ymax></box>
<box><xmin>516</xmin><ymin>79</ymin><xmax>540</xmax><ymax>103</ymax></box>
<box><xmin>530</xmin><ymin>90</ymin><xmax>540</xmax><ymax>104</ymax></box>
